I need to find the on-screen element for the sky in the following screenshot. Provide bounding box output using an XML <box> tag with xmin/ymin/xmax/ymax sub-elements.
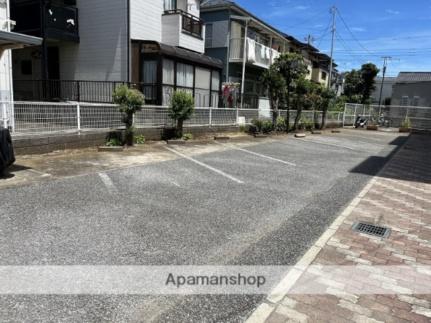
<box><xmin>234</xmin><ymin>0</ymin><xmax>431</xmax><ymax>77</ymax></box>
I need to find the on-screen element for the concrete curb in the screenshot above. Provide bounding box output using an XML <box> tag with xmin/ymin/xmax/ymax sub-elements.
<box><xmin>245</xmin><ymin>135</ymin><xmax>412</xmax><ymax>323</ymax></box>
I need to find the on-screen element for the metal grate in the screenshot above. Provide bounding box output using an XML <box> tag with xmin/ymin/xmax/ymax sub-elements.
<box><xmin>352</xmin><ymin>222</ymin><xmax>391</xmax><ymax>238</ymax></box>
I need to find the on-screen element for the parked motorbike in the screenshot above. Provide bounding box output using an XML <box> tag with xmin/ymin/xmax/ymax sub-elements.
<box><xmin>354</xmin><ymin>116</ymin><xmax>368</xmax><ymax>128</ymax></box>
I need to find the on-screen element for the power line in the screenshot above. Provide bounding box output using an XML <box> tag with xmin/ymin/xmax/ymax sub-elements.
<box><xmin>336</xmin><ymin>8</ymin><xmax>373</xmax><ymax>55</ymax></box>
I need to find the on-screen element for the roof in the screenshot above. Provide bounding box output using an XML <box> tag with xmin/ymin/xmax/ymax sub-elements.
<box><xmin>0</xmin><ymin>30</ymin><xmax>42</xmax><ymax>49</ymax></box>
<box><xmin>201</xmin><ymin>0</ymin><xmax>287</xmax><ymax>40</ymax></box>
<box><xmin>138</xmin><ymin>41</ymin><xmax>223</xmax><ymax>69</ymax></box>
<box><xmin>395</xmin><ymin>72</ymin><xmax>431</xmax><ymax>83</ymax></box>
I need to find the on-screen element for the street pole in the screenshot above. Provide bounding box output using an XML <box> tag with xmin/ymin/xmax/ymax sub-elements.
<box><xmin>378</xmin><ymin>56</ymin><xmax>391</xmax><ymax>108</ymax></box>
<box><xmin>240</xmin><ymin>20</ymin><xmax>249</xmax><ymax>110</ymax></box>
<box><xmin>328</xmin><ymin>5</ymin><xmax>336</xmax><ymax>90</ymax></box>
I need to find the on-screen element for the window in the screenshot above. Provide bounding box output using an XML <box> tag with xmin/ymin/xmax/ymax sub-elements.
<box><xmin>205</xmin><ymin>24</ymin><xmax>213</xmax><ymax>48</ymax></box>
<box><xmin>195</xmin><ymin>67</ymin><xmax>211</xmax><ymax>107</ymax></box>
<box><xmin>176</xmin><ymin>63</ymin><xmax>194</xmax><ymax>89</ymax></box>
<box><xmin>401</xmin><ymin>96</ymin><xmax>409</xmax><ymax>106</ymax></box>
<box><xmin>164</xmin><ymin>0</ymin><xmax>176</xmax><ymax>11</ymax></box>
<box><xmin>321</xmin><ymin>71</ymin><xmax>327</xmax><ymax>80</ymax></box>
<box><xmin>142</xmin><ymin>60</ymin><xmax>158</xmax><ymax>102</ymax></box>
<box><xmin>163</xmin><ymin>59</ymin><xmax>175</xmax><ymax>85</ymax></box>
<box><xmin>21</xmin><ymin>60</ymin><xmax>32</xmax><ymax>75</ymax></box>
<box><xmin>413</xmin><ymin>96</ymin><xmax>420</xmax><ymax>106</ymax></box>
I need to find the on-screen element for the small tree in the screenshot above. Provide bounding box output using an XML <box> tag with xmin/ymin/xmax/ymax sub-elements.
<box><xmin>320</xmin><ymin>88</ymin><xmax>336</xmax><ymax>130</ymax></box>
<box><xmin>261</xmin><ymin>65</ymin><xmax>286</xmax><ymax>126</ymax></box>
<box><xmin>273</xmin><ymin>53</ymin><xmax>308</xmax><ymax>132</ymax></box>
<box><xmin>169</xmin><ymin>91</ymin><xmax>195</xmax><ymax>138</ymax></box>
<box><xmin>112</xmin><ymin>85</ymin><xmax>145</xmax><ymax>146</ymax></box>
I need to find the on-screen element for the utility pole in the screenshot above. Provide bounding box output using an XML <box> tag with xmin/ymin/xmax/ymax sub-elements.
<box><xmin>378</xmin><ymin>56</ymin><xmax>392</xmax><ymax>107</ymax></box>
<box><xmin>328</xmin><ymin>5</ymin><xmax>336</xmax><ymax>89</ymax></box>
<box><xmin>305</xmin><ymin>34</ymin><xmax>315</xmax><ymax>46</ymax></box>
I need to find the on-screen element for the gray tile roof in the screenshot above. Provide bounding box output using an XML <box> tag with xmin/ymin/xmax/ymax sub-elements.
<box><xmin>396</xmin><ymin>72</ymin><xmax>431</xmax><ymax>83</ymax></box>
<box><xmin>201</xmin><ymin>0</ymin><xmax>234</xmax><ymax>8</ymax></box>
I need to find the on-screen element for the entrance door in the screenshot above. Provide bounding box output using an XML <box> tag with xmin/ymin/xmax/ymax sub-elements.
<box><xmin>47</xmin><ymin>47</ymin><xmax>60</xmax><ymax>99</ymax></box>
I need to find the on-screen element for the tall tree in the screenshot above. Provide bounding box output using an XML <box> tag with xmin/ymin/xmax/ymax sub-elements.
<box><xmin>261</xmin><ymin>66</ymin><xmax>287</xmax><ymax>126</ymax></box>
<box><xmin>273</xmin><ymin>53</ymin><xmax>308</xmax><ymax>131</ymax></box>
<box><xmin>320</xmin><ymin>88</ymin><xmax>336</xmax><ymax>129</ymax></box>
<box><xmin>360</xmin><ymin>63</ymin><xmax>380</xmax><ymax>104</ymax></box>
<box><xmin>343</xmin><ymin>69</ymin><xmax>362</xmax><ymax>102</ymax></box>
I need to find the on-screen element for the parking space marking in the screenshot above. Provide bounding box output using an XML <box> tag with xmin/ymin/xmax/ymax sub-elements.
<box><xmin>217</xmin><ymin>142</ymin><xmax>296</xmax><ymax>167</ymax></box>
<box><xmin>296</xmin><ymin>138</ymin><xmax>363</xmax><ymax>151</ymax></box>
<box><xmin>164</xmin><ymin>146</ymin><xmax>244</xmax><ymax>184</ymax></box>
<box><xmin>98</xmin><ymin>172</ymin><xmax>118</xmax><ymax>193</ymax></box>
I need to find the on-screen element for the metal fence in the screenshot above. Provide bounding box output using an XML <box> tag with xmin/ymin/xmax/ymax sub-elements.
<box><xmin>1</xmin><ymin>101</ymin><xmax>344</xmax><ymax>136</ymax></box>
<box><xmin>343</xmin><ymin>103</ymin><xmax>431</xmax><ymax>130</ymax></box>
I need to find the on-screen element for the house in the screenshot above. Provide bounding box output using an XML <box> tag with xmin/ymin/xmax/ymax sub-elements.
<box><xmin>10</xmin><ymin>0</ymin><xmax>223</xmax><ymax>106</ymax></box>
<box><xmin>370</xmin><ymin>76</ymin><xmax>396</xmax><ymax>104</ymax></box>
<box><xmin>201</xmin><ymin>0</ymin><xmax>337</xmax><ymax>109</ymax></box>
<box><xmin>391</xmin><ymin>72</ymin><xmax>431</xmax><ymax>107</ymax></box>
<box><xmin>201</xmin><ymin>0</ymin><xmax>291</xmax><ymax>109</ymax></box>
<box><xmin>0</xmin><ymin>0</ymin><xmax>41</xmax><ymax>129</ymax></box>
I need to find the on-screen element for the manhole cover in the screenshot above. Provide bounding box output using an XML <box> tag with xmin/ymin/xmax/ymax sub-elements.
<box><xmin>352</xmin><ymin>222</ymin><xmax>391</xmax><ymax>238</ymax></box>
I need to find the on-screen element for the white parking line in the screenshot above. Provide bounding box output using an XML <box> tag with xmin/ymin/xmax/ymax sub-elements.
<box><xmin>164</xmin><ymin>146</ymin><xmax>244</xmax><ymax>184</ymax></box>
<box><xmin>296</xmin><ymin>138</ymin><xmax>361</xmax><ymax>151</ymax></box>
<box><xmin>98</xmin><ymin>172</ymin><xmax>118</xmax><ymax>193</ymax></box>
<box><xmin>218</xmin><ymin>143</ymin><xmax>296</xmax><ymax>167</ymax></box>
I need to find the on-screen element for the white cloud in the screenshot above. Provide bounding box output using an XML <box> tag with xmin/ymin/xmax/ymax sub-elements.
<box><xmin>294</xmin><ymin>5</ymin><xmax>309</xmax><ymax>10</ymax></box>
<box><xmin>385</xmin><ymin>9</ymin><xmax>400</xmax><ymax>15</ymax></box>
<box><xmin>351</xmin><ymin>27</ymin><xmax>366</xmax><ymax>32</ymax></box>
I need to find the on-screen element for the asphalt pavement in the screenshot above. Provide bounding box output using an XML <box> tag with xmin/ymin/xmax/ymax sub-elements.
<box><xmin>0</xmin><ymin>129</ymin><xmax>407</xmax><ymax>322</ymax></box>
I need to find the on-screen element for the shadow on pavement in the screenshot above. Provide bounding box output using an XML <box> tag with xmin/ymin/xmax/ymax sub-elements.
<box><xmin>350</xmin><ymin>134</ymin><xmax>431</xmax><ymax>184</ymax></box>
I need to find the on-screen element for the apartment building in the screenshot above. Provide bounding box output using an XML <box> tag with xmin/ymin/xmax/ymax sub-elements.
<box><xmin>201</xmin><ymin>0</ymin><xmax>337</xmax><ymax>109</ymax></box>
<box><xmin>201</xmin><ymin>0</ymin><xmax>290</xmax><ymax>109</ymax></box>
<box><xmin>10</xmin><ymin>0</ymin><xmax>222</xmax><ymax>106</ymax></box>
<box><xmin>0</xmin><ymin>0</ymin><xmax>40</xmax><ymax>129</ymax></box>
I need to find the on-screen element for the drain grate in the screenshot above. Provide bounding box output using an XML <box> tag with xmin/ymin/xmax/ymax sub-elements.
<box><xmin>352</xmin><ymin>222</ymin><xmax>391</xmax><ymax>238</ymax></box>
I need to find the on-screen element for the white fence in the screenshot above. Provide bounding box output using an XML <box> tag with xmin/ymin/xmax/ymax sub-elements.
<box><xmin>1</xmin><ymin>101</ymin><xmax>345</xmax><ymax>136</ymax></box>
<box><xmin>343</xmin><ymin>103</ymin><xmax>431</xmax><ymax>130</ymax></box>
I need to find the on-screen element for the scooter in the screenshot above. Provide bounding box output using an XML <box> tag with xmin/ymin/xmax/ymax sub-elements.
<box><xmin>354</xmin><ymin>116</ymin><xmax>368</xmax><ymax>128</ymax></box>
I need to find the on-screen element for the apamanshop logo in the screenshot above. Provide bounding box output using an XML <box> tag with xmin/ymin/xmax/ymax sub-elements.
<box><xmin>166</xmin><ymin>273</ymin><xmax>266</xmax><ymax>288</ymax></box>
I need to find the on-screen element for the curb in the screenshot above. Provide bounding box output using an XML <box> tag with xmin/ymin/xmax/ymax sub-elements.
<box><xmin>245</xmin><ymin>135</ymin><xmax>412</xmax><ymax>323</ymax></box>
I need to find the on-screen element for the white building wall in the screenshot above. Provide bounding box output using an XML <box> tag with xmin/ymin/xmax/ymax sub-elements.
<box><xmin>0</xmin><ymin>0</ymin><xmax>13</xmax><ymax>103</ymax></box>
<box><xmin>59</xmin><ymin>0</ymin><xmax>128</xmax><ymax>81</ymax></box>
<box><xmin>131</xmin><ymin>0</ymin><xmax>204</xmax><ymax>53</ymax></box>
<box><xmin>130</xmin><ymin>0</ymin><xmax>163</xmax><ymax>42</ymax></box>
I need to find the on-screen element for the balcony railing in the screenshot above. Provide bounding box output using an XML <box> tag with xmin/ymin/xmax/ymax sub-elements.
<box><xmin>229</xmin><ymin>38</ymin><xmax>280</xmax><ymax>69</ymax></box>
<box><xmin>45</xmin><ymin>5</ymin><xmax>79</xmax><ymax>42</ymax></box>
<box><xmin>164</xmin><ymin>9</ymin><xmax>203</xmax><ymax>39</ymax></box>
<box><xmin>11</xmin><ymin>2</ymin><xmax>79</xmax><ymax>42</ymax></box>
<box><xmin>13</xmin><ymin>80</ymin><xmax>130</xmax><ymax>104</ymax></box>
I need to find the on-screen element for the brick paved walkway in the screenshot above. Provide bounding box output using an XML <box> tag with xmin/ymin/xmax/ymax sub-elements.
<box><xmin>247</xmin><ymin>134</ymin><xmax>431</xmax><ymax>323</ymax></box>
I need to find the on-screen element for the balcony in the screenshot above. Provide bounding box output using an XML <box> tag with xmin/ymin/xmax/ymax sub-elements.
<box><xmin>11</xmin><ymin>2</ymin><xmax>79</xmax><ymax>42</ymax></box>
<box><xmin>45</xmin><ymin>5</ymin><xmax>79</xmax><ymax>42</ymax></box>
<box><xmin>229</xmin><ymin>38</ymin><xmax>280</xmax><ymax>69</ymax></box>
<box><xmin>162</xmin><ymin>10</ymin><xmax>204</xmax><ymax>53</ymax></box>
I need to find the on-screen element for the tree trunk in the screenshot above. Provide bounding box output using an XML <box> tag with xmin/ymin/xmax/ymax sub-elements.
<box><xmin>293</xmin><ymin>98</ymin><xmax>302</xmax><ymax>131</ymax></box>
<box><xmin>321</xmin><ymin>108</ymin><xmax>328</xmax><ymax>130</ymax></box>
<box><xmin>125</xmin><ymin>112</ymin><xmax>134</xmax><ymax>146</ymax></box>
<box><xmin>177</xmin><ymin>119</ymin><xmax>184</xmax><ymax>138</ymax></box>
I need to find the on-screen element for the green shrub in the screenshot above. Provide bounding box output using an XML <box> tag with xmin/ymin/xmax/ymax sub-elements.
<box><xmin>301</xmin><ymin>118</ymin><xmax>314</xmax><ymax>131</ymax></box>
<box><xmin>401</xmin><ymin>117</ymin><xmax>411</xmax><ymax>129</ymax></box>
<box><xmin>251</xmin><ymin>119</ymin><xmax>263</xmax><ymax>133</ymax></box>
<box><xmin>275</xmin><ymin>116</ymin><xmax>287</xmax><ymax>132</ymax></box>
<box><xmin>112</xmin><ymin>85</ymin><xmax>145</xmax><ymax>146</ymax></box>
<box><xmin>239</xmin><ymin>125</ymin><xmax>246</xmax><ymax>132</ymax></box>
<box><xmin>105</xmin><ymin>138</ymin><xmax>122</xmax><ymax>147</ymax></box>
<box><xmin>261</xmin><ymin>120</ymin><xmax>274</xmax><ymax>134</ymax></box>
<box><xmin>134</xmin><ymin>134</ymin><xmax>146</xmax><ymax>144</ymax></box>
<box><xmin>182</xmin><ymin>133</ymin><xmax>194</xmax><ymax>141</ymax></box>
<box><xmin>169</xmin><ymin>91</ymin><xmax>195</xmax><ymax>138</ymax></box>
<box><xmin>247</xmin><ymin>124</ymin><xmax>258</xmax><ymax>134</ymax></box>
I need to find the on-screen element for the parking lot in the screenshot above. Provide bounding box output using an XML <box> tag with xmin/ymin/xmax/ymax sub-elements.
<box><xmin>0</xmin><ymin>129</ymin><xmax>408</xmax><ymax>322</ymax></box>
